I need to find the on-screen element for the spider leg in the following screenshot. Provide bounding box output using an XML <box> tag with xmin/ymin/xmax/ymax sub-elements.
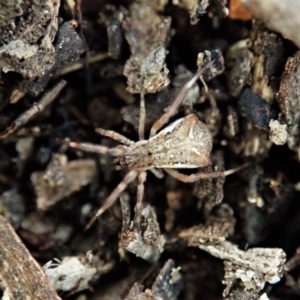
<box><xmin>135</xmin><ymin>171</ymin><xmax>147</xmax><ymax>225</ymax></box>
<box><xmin>164</xmin><ymin>168</ymin><xmax>224</xmax><ymax>183</ymax></box>
<box><xmin>138</xmin><ymin>88</ymin><xmax>146</xmax><ymax>141</ymax></box>
<box><xmin>60</xmin><ymin>139</ymin><xmax>126</xmax><ymax>156</ymax></box>
<box><xmin>95</xmin><ymin>128</ymin><xmax>134</xmax><ymax>146</ymax></box>
<box><xmin>199</xmin><ymin>74</ymin><xmax>209</xmax><ymax>93</ymax></box>
<box><xmin>85</xmin><ymin>169</ymin><xmax>138</xmax><ymax>229</ymax></box>
<box><xmin>164</xmin><ymin>164</ymin><xmax>247</xmax><ymax>183</ymax></box>
<box><xmin>150</xmin><ymin>168</ymin><xmax>164</xmax><ymax>179</ymax></box>
<box><xmin>150</xmin><ymin>60</ymin><xmax>215</xmax><ymax>137</ymax></box>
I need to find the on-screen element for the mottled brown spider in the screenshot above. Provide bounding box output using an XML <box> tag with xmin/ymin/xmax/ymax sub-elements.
<box><xmin>64</xmin><ymin>61</ymin><xmax>240</xmax><ymax>229</ymax></box>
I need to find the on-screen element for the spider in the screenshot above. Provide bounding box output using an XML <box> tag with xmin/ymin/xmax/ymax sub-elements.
<box><xmin>63</xmin><ymin>61</ymin><xmax>240</xmax><ymax>229</ymax></box>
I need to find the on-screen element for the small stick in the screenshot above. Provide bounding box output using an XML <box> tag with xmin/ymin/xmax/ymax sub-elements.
<box><xmin>0</xmin><ymin>80</ymin><xmax>67</xmax><ymax>140</ymax></box>
<box><xmin>0</xmin><ymin>215</ymin><xmax>61</xmax><ymax>300</ymax></box>
<box><xmin>60</xmin><ymin>52</ymin><xmax>110</xmax><ymax>75</ymax></box>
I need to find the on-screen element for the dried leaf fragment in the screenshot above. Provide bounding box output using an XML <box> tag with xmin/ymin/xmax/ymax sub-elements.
<box><xmin>179</xmin><ymin>204</ymin><xmax>235</xmax><ymax>245</ymax></box>
<box><xmin>226</xmin><ymin>289</ymin><xmax>265</xmax><ymax>300</ymax></box>
<box><xmin>120</xmin><ymin>194</ymin><xmax>165</xmax><ymax>262</ymax></box>
<box><xmin>193</xmin><ymin>165</ymin><xmax>225</xmax><ymax>214</ymax></box>
<box><xmin>172</xmin><ymin>0</ymin><xmax>209</xmax><ymax>24</ymax></box>
<box><xmin>99</xmin><ymin>5</ymin><xmax>126</xmax><ymax>59</ymax></box>
<box><xmin>268</xmin><ymin>119</ymin><xmax>288</xmax><ymax>145</ymax></box>
<box><xmin>199</xmin><ymin>241</ymin><xmax>286</xmax><ymax>294</ymax></box>
<box><xmin>123</xmin><ymin>2</ymin><xmax>171</xmax><ymax>94</ymax></box>
<box><xmin>44</xmin><ymin>252</ymin><xmax>114</xmax><ymax>294</ymax></box>
<box><xmin>250</xmin><ymin>23</ymin><xmax>286</xmax><ymax>103</ymax></box>
<box><xmin>31</xmin><ymin>154</ymin><xmax>96</xmax><ymax>210</ymax></box>
<box><xmin>0</xmin><ymin>1</ymin><xmax>22</xmax><ymax>26</ymax></box>
<box><xmin>226</xmin><ymin>39</ymin><xmax>253</xmax><ymax>97</ymax></box>
<box><xmin>0</xmin><ymin>0</ymin><xmax>60</xmax><ymax>78</ymax></box>
<box><xmin>277</xmin><ymin>51</ymin><xmax>300</xmax><ymax>153</ymax></box>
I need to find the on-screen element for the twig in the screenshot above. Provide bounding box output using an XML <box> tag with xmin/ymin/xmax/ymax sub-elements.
<box><xmin>0</xmin><ymin>215</ymin><xmax>61</xmax><ymax>300</ymax></box>
<box><xmin>0</xmin><ymin>80</ymin><xmax>67</xmax><ymax>140</ymax></box>
<box><xmin>60</xmin><ymin>52</ymin><xmax>110</xmax><ymax>75</ymax></box>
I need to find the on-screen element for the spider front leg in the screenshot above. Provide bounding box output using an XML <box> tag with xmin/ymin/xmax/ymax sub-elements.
<box><xmin>95</xmin><ymin>128</ymin><xmax>134</xmax><ymax>146</ymax></box>
<box><xmin>150</xmin><ymin>60</ymin><xmax>215</xmax><ymax>137</ymax></box>
<box><xmin>85</xmin><ymin>169</ymin><xmax>138</xmax><ymax>229</ymax></box>
<box><xmin>61</xmin><ymin>140</ymin><xmax>126</xmax><ymax>157</ymax></box>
